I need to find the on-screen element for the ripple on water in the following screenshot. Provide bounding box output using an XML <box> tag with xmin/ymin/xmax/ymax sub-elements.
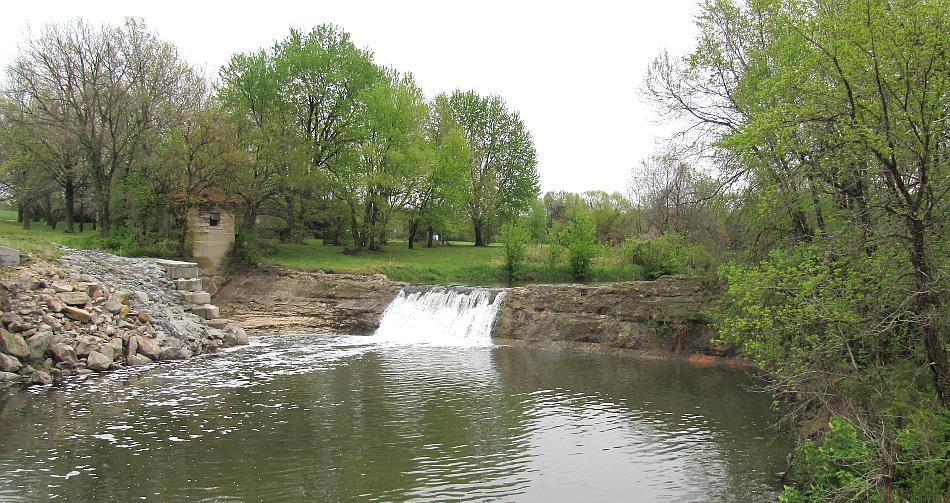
<box><xmin>0</xmin><ymin>333</ymin><xmax>788</xmax><ymax>502</ymax></box>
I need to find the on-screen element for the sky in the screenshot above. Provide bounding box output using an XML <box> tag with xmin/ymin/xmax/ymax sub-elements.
<box><xmin>0</xmin><ymin>1</ymin><xmax>700</xmax><ymax>195</ymax></box>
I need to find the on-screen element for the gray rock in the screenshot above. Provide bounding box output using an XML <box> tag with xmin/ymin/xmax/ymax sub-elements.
<box><xmin>49</xmin><ymin>343</ymin><xmax>79</xmax><ymax>366</ymax></box>
<box><xmin>30</xmin><ymin>371</ymin><xmax>52</xmax><ymax>385</ymax></box>
<box><xmin>0</xmin><ymin>371</ymin><xmax>19</xmax><ymax>382</ymax></box>
<box><xmin>133</xmin><ymin>336</ymin><xmax>161</xmax><ymax>360</ymax></box>
<box><xmin>0</xmin><ymin>328</ymin><xmax>30</xmax><ymax>358</ymax></box>
<box><xmin>63</xmin><ymin>306</ymin><xmax>94</xmax><ymax>323</ymax></box>
<box><xmin>159</xmin><ymin>346</ymin><xmax>192</xmax><ymax>360</ymax></box>
<box><xmin>0</xmin><ymin>352</ymin><xmax>22</xmax><ymax>373</ymax></box>
<box><xmin>27</xmin><ymin>331</ymin><xmax>52</xmax><ymax>361</ymax></box>
<box><xmin>51</xmin><ymin>282</ymin><xmax>74</xmax><ymax>293</ymax></box>
<box><xmin>133</xmin><ymin>291</ymin><xmax>150</xmax><ymax>304</ymax></box>
<box><xmin>0</xmin><ymin>312</ymin><xmax>23</xmax><ymax>327</ymax></box>
<box><xmin>107</xmin><ymin>338</ymin><xmax>123</xmax><ymax>360</ymax></box>
<box><xmin>7</xmin><ymin>319</ymin><xmax>32</xmax><ymax>333</ymax></box>
<box><xmin>57</xmin><ymin>291</ymin><xmax>91</xmax><ymax>306</ymax></box>
<box><xmin>127</xmin><ymin>354</ymin><xmax>151</xmax><ymax>366</ymax></box>
<box><xmin>222</xmin><ymin>324</ymin><xmax>248</xmax><ymax>347</ymax></box>
<box><xmin>46</xmin><ymin>297</ymin><xmax>65</xmax><ymax>313</ymax></box>
<box><xmin>86</xmin><ymin>351</ymin><xmax>111</xmax><ymax>371</ymax></box>
<box><xmin>103</xmin><ymin>298</ymin><xmax>124</xmax><ymax>314</ymax></box>
<box><xmin>74</xmin><ymin>336</ymin><xmax>98</xmax><ymax>357</ymax></box>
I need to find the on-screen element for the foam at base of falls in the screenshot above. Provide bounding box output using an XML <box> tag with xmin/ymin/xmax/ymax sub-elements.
<box><xmin>372</xmin><ymin>286</ymin><xmax>507</xmax><ymax>347</ymax></box>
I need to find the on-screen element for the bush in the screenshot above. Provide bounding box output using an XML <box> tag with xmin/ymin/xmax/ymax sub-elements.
<box><xmin>233</xmin><ymin>230</ymin><xmax>274</xmax><ymax>266</ymax></box>
<box><xmin>623</xmin><ymin>232</ymin><xmax>712</xmax><ymax>279</ymax></box>
<box><xmin>500</xmin><ymin>221</ymin><xmax>530</xmax><ymax>281</ymax></box>
<box><xmin>557</xmin><ymin>212</ymin><xmax>600</xmax><ymax>280</ymax></box>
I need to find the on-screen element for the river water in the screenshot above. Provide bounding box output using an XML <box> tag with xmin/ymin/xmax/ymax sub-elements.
<box><xmin>0</xmin><ymin>334</ymin><xmax>788</xmax><ymax>502</ymax></box>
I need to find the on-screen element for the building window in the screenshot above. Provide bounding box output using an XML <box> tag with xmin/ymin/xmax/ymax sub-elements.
<box><xmin>209</xmin><ymin>212</ymin><xmax>221</xmax><ymax>227</ymax></box>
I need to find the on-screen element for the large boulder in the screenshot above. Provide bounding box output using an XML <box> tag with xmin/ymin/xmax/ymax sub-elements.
<box><xmin>0</xmin><ymin>328</ymin><xmax>30</xmax><ymax>359</ymax></box>
<box><xmin>27</xmin><ymin>332</ymin><xmax>52</xmax><ymax>361</ymax></box>
<box><xmin>0</xmin><ymin>352</ymin><xmax>22</xmax><ymax>373</ymax></box>
<box><xmin>132</xmin><ymin>336</ymin><xmax>161</xmax><ymax>360</ymax></box>
<box><xmin>222</xmin><ymin>323</ymin><xmax>249</xmax><ymax>347</ymax></box>
<box><xmin>57</xmin><ymin>291</ymin><xmax>91</xmax><ymax>306</ymax></box>
<box><xmin>127</xmin><ymin>354</ymin><xmax>151</xmax><ymax>367</ymax></box>
<box><xmin>30</xmin><ymin>371</ymin><xmax>52</xmax><ymax>385</ymax></box>
<box><xmin>49</xmin><ymin>343</ymin><xmax>79</xmax><ymax>366</ymax></box>
<box><xmin>159</xmin><ymin>346</ymin><xmax>192</xmax><ymax>360</ymax></box>
<box><xmin>0</xmin><ymin>371</ymin><xmax>19</xmax><ymax>382</ymax></box>
<box><xmin>74</xmin><ymin>336</ymin><xmax>99</xmax><ymax>357</ymax></box>
<box><xmin>86</xmin><ymin>351</ymin><xmax>112</xmax><ymax>371</ymax></box>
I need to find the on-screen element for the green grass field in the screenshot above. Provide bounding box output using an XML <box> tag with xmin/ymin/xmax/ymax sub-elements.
<box><xmin>265</xmin><ymin>238</ymin><xmax>644</xmax><ymax>286</ymax></box>
<box><xmin>0</xmin><ymin>209</ymin><xmax>95</xmax><ymax>259</ymax></box>
<box><xmin>1</xmin><ymin>209</ymin><xmax>643</xmax><ymax>285</ymax></box>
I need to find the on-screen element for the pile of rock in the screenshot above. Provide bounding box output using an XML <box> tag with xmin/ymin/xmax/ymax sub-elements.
<box><xmin>0</xmin><ymin>248</ymin><xmax>248</xmax><ymax>387</ymax></box>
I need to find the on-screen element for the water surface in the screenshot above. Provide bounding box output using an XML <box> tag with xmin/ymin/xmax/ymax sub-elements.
<box><xmin>0</xmin><ymin>334</ymin><xmax>788</xmax><ymax>502</ymax></box>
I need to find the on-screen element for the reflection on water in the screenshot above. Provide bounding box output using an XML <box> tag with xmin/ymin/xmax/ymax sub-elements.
<box><xmin>0</xmin><ymin>334</ymin><xmax>789</xmax><ymax>502</ymax></box>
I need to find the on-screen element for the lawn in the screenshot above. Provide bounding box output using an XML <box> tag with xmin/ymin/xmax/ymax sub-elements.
<box><xmin>266</xmin><ymin>238</ymin><xmax>510</xmax><ymax>284</ymax></box>
<box><xmin>0</xmin><ymin>209</ymin><xmax>93</xmax><ymax>259</ymax></box>
<box><xmin>265</xmin><ymin>238</ymin><xmax>644</xmax><ymax>286</ymax></box>
<box><xmin>1</xmin><ymin>210</ymin><xmax>644</xmax><ymax>285</ymax></box>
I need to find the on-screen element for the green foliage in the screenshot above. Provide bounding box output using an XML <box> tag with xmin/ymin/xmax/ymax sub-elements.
<box><xmin>623</xmin><ymin>232</ymin><xmax>713</xmax><ymax>280</ymax></box>
<box><xmin>500</xmin><ymin>220</ymin><xmax>530</xmax><ymax>281</ymax></box>
<box><xmin>555</xmin><ymin>212</ymin><xmax>600</xmax><ymax>280</ymax></box>
<box><xmin>780</xmin><ymin>416</ymin><xmax>878</xmax><ymax>503</ymax></box>
<box><xmin>436</xmin><ymin>90</ymin><xmax>540</xmax><ymax>245</ymax></box>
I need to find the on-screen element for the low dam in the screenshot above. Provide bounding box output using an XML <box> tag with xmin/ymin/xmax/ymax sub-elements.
<box><xmin>214</xmin><ymin>268</ymin><xmax>722</xmax><ymax>358</ymax></box>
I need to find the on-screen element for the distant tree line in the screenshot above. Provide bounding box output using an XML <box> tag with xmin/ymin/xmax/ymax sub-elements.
<box><xmin>0</xmin><ymin>20</ymin><xmax>540</xmax><ymax>254</ymax></box>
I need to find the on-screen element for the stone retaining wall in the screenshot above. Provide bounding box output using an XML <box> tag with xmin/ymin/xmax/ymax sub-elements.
<box><xmin>493</xmin><ymin>276</ymin><xmax>727</xmax><ymax>357</ymax></box>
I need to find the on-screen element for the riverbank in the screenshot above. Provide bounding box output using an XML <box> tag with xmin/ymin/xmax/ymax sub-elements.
<box><xmin>0</xmin><ymin>248</ymin><xmax>248</xmax><ymax>387</ymax></box>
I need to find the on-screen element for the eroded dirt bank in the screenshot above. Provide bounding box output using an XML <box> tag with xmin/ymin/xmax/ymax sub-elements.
<box><xmin>213</xmin><ymin>267</ymin><xmax>406</xmax><ymax>335</ymax></box>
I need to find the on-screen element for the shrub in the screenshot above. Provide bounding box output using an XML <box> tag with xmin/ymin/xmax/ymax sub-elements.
<box><xmin>233</xmin><ymin>230</ymin><xmax>274</xmax><ymax>266</ymax></box>
<box><xmin>623</xmin><ymin>232</ymin><xmax>712</xmax><ymax>279</ymax></box>
<box><xmin>500</xmin><ymin>221</ymin><xmax>530</xmax><ymax>281</ymax></box>
<box><xmin>557</xmin><ymin>212</ymin><xmax>600</xmax><ymax>280</ymax></box>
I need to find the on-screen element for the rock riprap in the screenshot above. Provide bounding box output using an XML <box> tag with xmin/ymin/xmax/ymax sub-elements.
<box><xmin>0</xmin><ymin>248</ymin><xmax>249</xmax><ymax>387</ymax></box>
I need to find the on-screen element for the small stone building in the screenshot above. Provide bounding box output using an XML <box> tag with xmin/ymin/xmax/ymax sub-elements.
<box><xmin>176</xmin><ymin>189</ymin><xmax>240</xmax><ymax>270</ymax></box>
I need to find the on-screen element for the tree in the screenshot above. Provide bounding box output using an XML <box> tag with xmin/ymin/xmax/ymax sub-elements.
<box><xmin>330</xmin><ymin>71</ymin><xmax>432</xmax><ymax>251</ymax></box>
<box><xmin>436</xmin><ymin>90</ymin><xmax>539</xmax><ymax>246</ymax></box>
<box><xmin>6</xmin><ymin>18</ymin><xmax>203</xmax><ymax>234</ymax></box>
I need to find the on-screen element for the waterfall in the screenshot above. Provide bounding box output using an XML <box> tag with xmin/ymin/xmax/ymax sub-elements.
<box><xmin>372</xmin><ymin>286</ymin><xmax>507</xmax><ymax>347</ymax></box>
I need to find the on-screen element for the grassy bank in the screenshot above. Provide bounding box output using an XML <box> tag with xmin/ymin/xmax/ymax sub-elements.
<box><xmin>265</xmin><ymin>238</ymin><xmax>643</xmax><ymax>285</ymax></box>
<box><xmin>1</xmin><ymin>211</ymin><xmax>643</xmax><ymax>285</ymax></box>
<box><xmin>0</xmin><ymin>210</ymin><xmax>92</xmax><ymax>259</ymax></box>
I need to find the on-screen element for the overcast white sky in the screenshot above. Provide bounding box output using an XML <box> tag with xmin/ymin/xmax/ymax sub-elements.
<box><xmin>0</xmin><ymin>1</ymin><xmax>699</xmax><ymax>194</ymax></box>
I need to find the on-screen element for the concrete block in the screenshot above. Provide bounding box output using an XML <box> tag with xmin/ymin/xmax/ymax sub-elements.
<box><xmin>180</xmin><ymin>291</ymin><xmax>211</xmax><ymax>304</ymax></box>
<box><xmin>166</xmin><ymin>265</ymin><xmax>199</xmax><ymax>280</ymax></box>
<box><xmin>174</xmin><ymin>278</ymin><xmax>203</xmax><ymax>292</ymax></box>
<box><xmin>207</xmin><ymin>318</ymin><xmax>229</xmax><ymax>329</ymax></box>
<box><xmin>155</xmin><ymin>259</ymin><xmax>199</xmax><ymax>269</ymax></box>
<box><xmin>0</xmin><ymin>246</ymin><xmax>20</xmax><ymax>267</ymax></box>
<box><xmin>191</xmin><ymin>304</ymin><xmax>220</xmax><ymax>320</ymax></box>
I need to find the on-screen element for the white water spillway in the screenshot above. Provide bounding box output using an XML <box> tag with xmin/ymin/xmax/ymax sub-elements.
<box><xmin>372</xmin><ymin>286</ymin><xmax>507</xmax><ymax>347</ymax></box>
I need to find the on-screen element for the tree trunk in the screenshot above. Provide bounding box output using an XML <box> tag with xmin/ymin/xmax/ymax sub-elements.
<box><xmin>45</xmin><ymin>192</ymin><xmax>57</xmax><ymax>229</ymax></box>
<box><xmin>64</xmin><ymin>177</ymin><xmax>75</xmax><ymax>233</ymax></box>
<box><xmin>408</xmin><ymin>221</ymin><xmax>418</xmax><ymax>249</ymax></box>
<box><xmin>474</xmin><ymin>223</ymin><xmax>485</xmax><ymax>247</ymax></box>
<box><xmin>21</xmin><ymin>200</ymin><xmax>31</xmax><ymax>230</ymax></box>
<box><xmin>908</xmin><ymin>217</ymin><xmax>948</xmax><ymax>406</ymax></box>
<box><xmin>17</xmin><ymin>203</ymin><xmax>23</xmax><ymax>223</ymax></box>
<box><xmin>427</xmin><ymin>225</ymin><xmax>434</xmax><ymax>248</ymax></box>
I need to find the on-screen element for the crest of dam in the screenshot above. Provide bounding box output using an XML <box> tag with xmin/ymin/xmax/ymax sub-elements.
<box><xmin>372</xmin><ymin>285</ymin><xmax>507</xmax><ymax>347</ymax></box>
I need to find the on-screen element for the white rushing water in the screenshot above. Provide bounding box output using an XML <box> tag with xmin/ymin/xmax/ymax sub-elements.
<box><xmin>372</xmin><ymin>286</ymin><xmax>507</xmax><ymax>347</ymax></box>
